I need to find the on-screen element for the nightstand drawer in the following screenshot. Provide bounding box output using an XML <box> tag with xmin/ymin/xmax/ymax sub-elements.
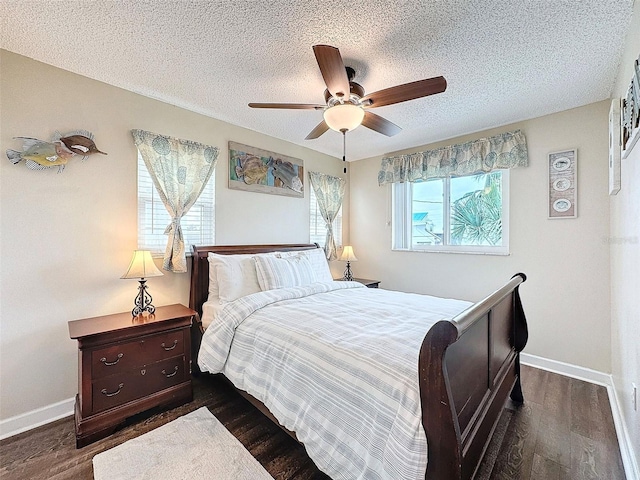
<box><xmin>92</xmin><ymin>355</ymin><xmax>188</xmax><ymax>413</ymax></box>
<box><xmin>91</xmin><ymin>329</ymin><xmax>185</xmax><ymax>379</ymax></box>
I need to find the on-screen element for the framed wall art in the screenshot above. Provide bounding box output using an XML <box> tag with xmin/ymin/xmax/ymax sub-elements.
<box><xmin>228</xmin><ymin>141</ymin><xmax>304</xmax><ymax>198</ymax></box>
<box><xmin>548</xmin><ymin>149</ymin><xmax>577</xmax><ymax>219</ymax></box>
<box><xmin>621</xmin><ymin>54</ymin><xmax>640</xmax><ymax>159</ymax></box>
<box><xmin>609</xmin><ymin>98</ymin><xmax>621</xmax><ymax>195</ymax></box>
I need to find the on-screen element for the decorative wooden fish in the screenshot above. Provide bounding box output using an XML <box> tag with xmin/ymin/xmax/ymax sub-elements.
<box><xmin>60</xmin><ymin>134</ymin><xmax>107</xmax><ymax>156</ymax></box>
<box><xmin>6</xmin><ymin>138</ymin><xmax>71</xmax><ymax>173</ymax></box>
<box><xmin>6</xmin><ymin>130</ymin><xmax>106</xmax><ymax>172</ymax></box>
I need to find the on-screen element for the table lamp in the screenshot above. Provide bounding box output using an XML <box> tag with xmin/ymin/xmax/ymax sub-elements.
<box><xmin>339</xmin><ymin>245</ymin><xmax>357</xmax><ymax>281</ymax></box>
<box><xmin>121</xmin><ymin>250</ymin><xmax>163</xmax><ymax>317</ymax></box>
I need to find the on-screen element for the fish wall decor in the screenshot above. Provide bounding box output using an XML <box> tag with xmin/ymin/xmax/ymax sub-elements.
<box><xmin>228</xmin><ymin>141</ymin><xmax>304</xmax><ymax>198</ymax></box>
<box><xmin>6</xmin><ymin>130</ymin><xmax>106</xmax><ymax>172</ymax></box>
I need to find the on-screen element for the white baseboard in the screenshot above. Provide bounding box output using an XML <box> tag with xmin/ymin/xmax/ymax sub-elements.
<box><xmin>608</xmin><ymin>378</ymin><xmax>640</xmax><ymax>480</ymax></box>
<box><xmin>521</xmin><ymin>353</ymin><xmax>639</xmax><ymax>480</ymax></box>
<box><xmin>520</xmin><ymin>352</ymin><xmax>611</xmax><ymax>386</ymax></box>
<box><xmin>0</xmin><ymin>397</ymin><xmax>74</xmax><ymax>441</ymax></box>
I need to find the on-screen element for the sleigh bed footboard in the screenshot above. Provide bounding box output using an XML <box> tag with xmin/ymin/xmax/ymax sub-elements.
<box><xmin>419</xmin><ymin>273</ymin><xmax>527</xmax><ymax>480</ymax></box>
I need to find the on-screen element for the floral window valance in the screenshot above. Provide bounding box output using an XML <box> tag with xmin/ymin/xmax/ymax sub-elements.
<box><xmin>378</xmin><ymin>129</ymin><xmax>528</xmax><ymax>185</ymax></box>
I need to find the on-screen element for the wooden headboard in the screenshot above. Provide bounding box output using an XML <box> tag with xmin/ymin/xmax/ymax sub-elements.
<box><xmin>189</xmin><ymin>243</ymin><xmax>320</xmax><ymax>319</ymax></box>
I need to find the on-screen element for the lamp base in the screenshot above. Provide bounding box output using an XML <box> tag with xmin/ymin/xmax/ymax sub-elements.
<box><xmin>132</xmin><ymin>279</ymin><xmax>156</xmax><ymax>317</ymax></box>
<box><xmin>343</xmin><ymin>261</ymin><xmax>353</xmax><ymax>281</ymax></box>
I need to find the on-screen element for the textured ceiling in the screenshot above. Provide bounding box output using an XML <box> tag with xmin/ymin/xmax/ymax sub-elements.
<box><xmin>0</xmin><ymin>1</ymin><xmax>634</xmax><ymax>161</ymax></box>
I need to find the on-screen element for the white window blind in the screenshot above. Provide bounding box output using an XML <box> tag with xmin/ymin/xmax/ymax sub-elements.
<box><xmin>309</xmin><ymin>187</ymin><xmax>342</xmax><ymax>248</ymax></box>
<box><xmin>137</xmin><ymin>153</ymin><xmax>215</xmax><ymax>254</ymax></box>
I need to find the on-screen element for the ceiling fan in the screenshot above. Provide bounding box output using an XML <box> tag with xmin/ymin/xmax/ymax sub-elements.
<box><xmin>248</xmin><ymin>45</ymin><xmax>447</xmax><ymax>140</ymax></box>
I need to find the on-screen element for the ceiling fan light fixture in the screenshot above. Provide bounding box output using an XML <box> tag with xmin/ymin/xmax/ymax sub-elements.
<box><xmin>323</xmin><ymin>103</ymin><xmax>365</xmax><ymax>132</ymax></box>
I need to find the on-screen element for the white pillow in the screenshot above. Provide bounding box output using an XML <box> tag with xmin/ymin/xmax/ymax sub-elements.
<box><xmin>277</xmin><ymin>248</ymin><xmax>333</xmax><ymax>283</ymax></box>
<box><xmin>208</xmin><ymin>253</ymin><xmax>262</xmax><ymax>303</ymax></box>
<box><xmin>255</xmin><ymin>254</ymin><xmax>315</xmax><ymax>290</ymax></box>
<box><xmin>206</xmin><ymin>253</ymin><xmax>220</xmax><ymax>299</ymax></box>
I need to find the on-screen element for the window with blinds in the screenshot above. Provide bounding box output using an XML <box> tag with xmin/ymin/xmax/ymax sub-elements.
<box><xmin>137</xmin><ymin>154</ymin><xmax>215</xmax><ymax>254</ymax></box>
<box><xmin>309</xmin><ymin>187</ymin><xmax>342</xmax><ymax>248</ymax></box>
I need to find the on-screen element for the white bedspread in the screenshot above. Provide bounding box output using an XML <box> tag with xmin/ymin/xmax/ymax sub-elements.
<box><xmin>197</xmin><ymin>282</ymin><xmax>472</xmax><ymax>480</ymax></box>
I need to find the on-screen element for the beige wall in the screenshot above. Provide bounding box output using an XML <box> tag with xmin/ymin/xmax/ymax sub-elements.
<box><xmin>610</xmin><ymin>0</ymin><xmax>640</xmax><ymax>469</ymax></box>
<box><xmin>0</xmin><ymin>50</ymin><xmax>345</xmax><ymax>421</ymax></box>
<box><xmin>349</xmin><ymin>101</ymin><xmax>612</xmax><ymax>373</ymax></box>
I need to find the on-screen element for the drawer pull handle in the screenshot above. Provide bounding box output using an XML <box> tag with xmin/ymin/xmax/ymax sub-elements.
<box><xmin>100</xmin><ymin>353</ymin><xmax>124</xmax><ymax>366</ymax></box>
<box><xmin>161</xmin><ymin>340</ymin><xmax>178</xmax><ymax>351</ymax></box>
<box><xmin>101</xmin><ymin>383</ymin><xmax>124</xmax><ymax>397</ymax></box>
<box><xmin>162</xmin><ymin>366</ymin><xmax>179</xmax><ymax>378</ymax></box>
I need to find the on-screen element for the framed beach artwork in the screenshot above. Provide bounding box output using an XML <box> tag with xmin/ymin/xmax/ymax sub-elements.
<box><xmin>228</xmin><ymin>142</ymin><xmax>304</xmax><ymax>198</ymax></box>
<box><xmin>548</xmin><ymin>149</ymin><xmax>577</xmax><ymax>219</ymax></box>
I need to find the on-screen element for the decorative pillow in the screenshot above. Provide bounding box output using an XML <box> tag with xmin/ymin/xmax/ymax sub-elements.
<box><xmin>255</xmin><ymin>254</ymin><xmax>315</xmax><ymax>290</ymax></box>
<box><xmin>277</xmin><ymin>248</ymin><xmax>333</xmax><ymax>283</ymax></box>
<box><xmin>208</xmin><ymin>253</ymin><xmax>263</xmax><ymax>303</ymax></box>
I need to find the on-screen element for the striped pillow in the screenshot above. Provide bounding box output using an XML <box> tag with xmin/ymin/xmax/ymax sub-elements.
<box><xmin>276</xmin><ymin>248</ymin><xmax>333</xmax><ymax>283</ymax></box>
<box><xmin>255</xmin><ymin>254</ymin><xmax>315</xmax><ymax>290</ymax></box>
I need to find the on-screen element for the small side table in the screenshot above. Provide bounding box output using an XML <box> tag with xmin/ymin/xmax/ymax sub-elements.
<box><xmin>68</xmin><ymin>304</ymin><xmax>196</xmax><ymax>447</ymax></box>
<box><xmin>336</xmin><ymin>277</ymin><xmax>381</xmax><ymax>288</ymax></box>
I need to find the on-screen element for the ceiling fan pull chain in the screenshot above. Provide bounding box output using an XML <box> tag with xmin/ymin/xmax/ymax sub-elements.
<box><xmin>342</xmin><ymin>129</ymin><xmax>347</xmax><ymax>174</ymax></box>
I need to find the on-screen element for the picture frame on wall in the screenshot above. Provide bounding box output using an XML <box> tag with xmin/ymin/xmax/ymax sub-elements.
<box><xmin>621</xmin><ymin>54</ymin><xmax>640</xmax><ymax>159</ymax></box>
<box><xmin>609</xmin><ymin>98</ymin><xmax>621</xmax><ymax>195</ymax></box>
<box><xmin>228</xmin><ymin>141</ymin><xmax>304</xmax><ymax>198</ymax></box>
<box><xmin>548</xmin><ymin>149</ymin><xmax>577</xmax><ymax>219</ymax></box>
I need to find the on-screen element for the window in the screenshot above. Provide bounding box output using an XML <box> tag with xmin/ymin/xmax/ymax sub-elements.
<box><xmin>392</xmin><ymin>170</ymin><xmax>509</xmax><ymax>254</ymax></box>
<box><xmin>309</xmin><ymin>187</ymin><xmax>342</xmax><ymax>248</ymax></box>
<box><xmin>137</xmin><ymin>154</ymin><xmax>215</xmax><ymax>254</ymax></box>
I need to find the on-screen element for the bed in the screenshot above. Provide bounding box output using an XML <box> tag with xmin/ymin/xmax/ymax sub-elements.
<box><xmin>189</xmin><ymin>243</ymin><xmax>528</xmax><ymax>480</ymax></box>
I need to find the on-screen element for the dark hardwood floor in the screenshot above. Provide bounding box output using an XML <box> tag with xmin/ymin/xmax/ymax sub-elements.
<box><xmin>0</xmin><ymin>365</ymin><xmax>626</xmax><ymax>479</ymax></box>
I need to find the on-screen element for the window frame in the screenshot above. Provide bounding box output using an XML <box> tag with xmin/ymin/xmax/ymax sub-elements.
<box><xmin>137</xmin><ymin>153</ymin><xmax>215</xmax><ymax>256</ymax></box>
<box><xmin>392</xmin><ymin>170</ymin><xmax>510</xmax><ymax>255</ymax></box>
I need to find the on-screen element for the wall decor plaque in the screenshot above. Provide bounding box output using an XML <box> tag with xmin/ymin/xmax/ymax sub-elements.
<box><xmin>621</xmin><ymin>54</ymin><xmax>640</xmax><ymax>159</ymax></box>
<box><xmin>548</xmin><ymin>149</ymin><xmax>577</xmax><ymax>219</ymax></box>
<box><xmin>228</xmin><ymin>141</ymin><xmax>304</xmax><ymax>198</ymax></box>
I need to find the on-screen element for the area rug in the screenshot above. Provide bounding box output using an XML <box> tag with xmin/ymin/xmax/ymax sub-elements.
<box><xmin>92</xmin><ymin>407</ymin><xmax>273</xmax><ymax>480</ymax></box>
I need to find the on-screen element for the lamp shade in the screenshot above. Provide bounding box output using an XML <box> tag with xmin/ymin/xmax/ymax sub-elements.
<box><xmin>121</xmin><ymin>250</ymin><xmax>163</xmax><ymax>279</ymax></box>
<box><xmin>323</xmin><ymin>104</ymin><xmax>365</xmax><ymax>132</ymax></box>
<box><xmin>339</xmin><ymin>245</ymin><xmax>358</xmax><ymax>262</ymax></box>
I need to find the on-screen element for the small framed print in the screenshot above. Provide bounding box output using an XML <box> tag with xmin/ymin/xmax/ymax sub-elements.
<box><xmin>621</xmin><ymin>55</ymin><xmax>640</xmax><ymax>159</ymax></box>
<box><xmin>548</xmin><ymin>149</ymin><xmax>577</xmax><ymax>219</ymax></box>
<box><xmin>609</xmin><ymin>98</ymin><xmax>621</xmax><ymax>195</ymax></box>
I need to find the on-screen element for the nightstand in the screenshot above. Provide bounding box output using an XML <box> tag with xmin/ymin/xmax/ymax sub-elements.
<box><xmin>353</xmin><ymin>278</ymin><xmax>380</xmax><ymax>288</ymax></box>
<box><xmin>336</xmin><ymin>277</ymin><xmax>381</xmax><ymax>288</ymax></box>
<box><xmin>68</xmin><ymin>304</ymin><xmax>196</xmax><ymax>448</ymax></box>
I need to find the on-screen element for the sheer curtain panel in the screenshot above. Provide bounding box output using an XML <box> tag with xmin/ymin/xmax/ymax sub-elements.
<box><xmin>308</xmin><ymin>172</ymin><xmax>346</xmax><ymax>261</ymax></box>
<box><xmin>132</xmin><ymin>129</ymin><xmax>219</xmax><ymax>273</ymax></box>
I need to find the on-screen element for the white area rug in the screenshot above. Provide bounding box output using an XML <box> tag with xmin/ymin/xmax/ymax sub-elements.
<box><xmin>93</xmin><ymin>407</ymin><xmax>273</xmax><ymax>480</ymax></box>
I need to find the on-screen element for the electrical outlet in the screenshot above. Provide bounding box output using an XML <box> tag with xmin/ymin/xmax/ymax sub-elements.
<box><xmin>633</xmin><ymin>383</ymin><xmax>638</xmax><ymax>411</ymax></box>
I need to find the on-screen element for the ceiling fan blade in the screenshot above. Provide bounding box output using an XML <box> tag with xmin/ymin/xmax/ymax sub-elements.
<box><xmin>305</xmin><ymin>120</ymin><xmax>329</xmax><ymax>140</ymax></box>
<box><xmin>249</xmin><ymin>103</ymin><xmax>325</xmax><ymax>110</ymax></box>
<box><xmin>312</xmin><ymin>45</ymin><xmax>351</xmax><ymax>99</ymax></box>
<box><xmin>361</xmin><ymin>76</ymin><xmax>447</xmax><ymax>108</ymax></box>
<box><xmin>362</xmin><ymin>111</ymin><xmax>402</xmax><ymax>136</ymax></box>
